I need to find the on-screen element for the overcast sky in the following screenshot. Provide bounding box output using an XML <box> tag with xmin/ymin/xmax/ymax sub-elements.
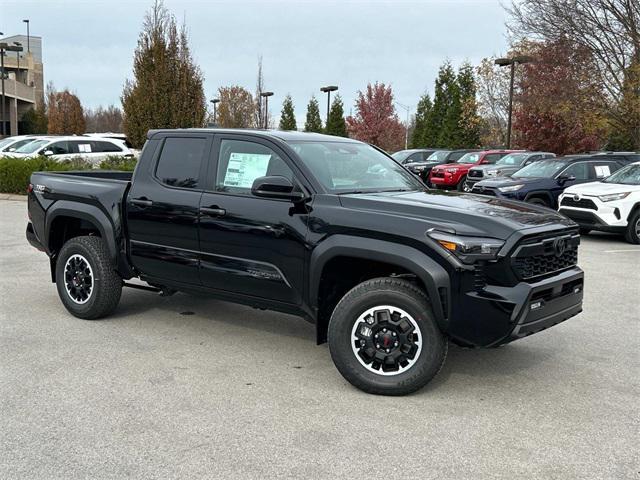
<box><xmin>3</xmin><ymin>0</ymin><xmax>510</xmax><ymax>124</ymax></box>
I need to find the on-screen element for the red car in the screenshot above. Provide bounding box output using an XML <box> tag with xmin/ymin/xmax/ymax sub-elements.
<box><xmin>429</xmin><ymin>149</ymin><xmax>523</xmax><ymax>191</ymax></box>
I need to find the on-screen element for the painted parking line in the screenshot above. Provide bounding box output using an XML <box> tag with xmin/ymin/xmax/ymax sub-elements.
<box><xmin>604</xmin><ymin>249</ymin><xmax>640</xmax><ymax>253</ymax></box>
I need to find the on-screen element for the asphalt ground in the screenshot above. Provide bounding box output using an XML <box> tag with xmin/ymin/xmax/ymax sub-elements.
<box><xmin>1</xmin><ymin>198</ymin><xmax>639</xmax><ymax>479</ymax></box>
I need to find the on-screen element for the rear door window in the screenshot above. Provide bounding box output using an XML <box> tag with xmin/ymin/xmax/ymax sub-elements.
<box><xmin>590</xmin><ymin>162</ymin><xmax>620</xmax><ymax>179</ymax></box>
<box><xmin>155</xmin><ymin>137</ymin><xmax>207</xmax><ymax>189</ymax></box>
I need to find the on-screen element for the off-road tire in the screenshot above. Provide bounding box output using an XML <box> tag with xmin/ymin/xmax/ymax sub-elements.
<box><xmin>328</xmin><ymin>277</ymin><xmax>447</xmax><ymax>396</ymax></box>
<box><xmin>456</xmin><ymin>176</ymin><xmax>467</xmax><ymax>192</ymax></box>
<box><xmin>55</xmin><ymin>236</ymin><xmax>122</xmax><ymax>319</ymax></box>
<box><xmin>624</xmin><ymin>210</ymin><xmax>640</xmax><ymax>244</ymax></box>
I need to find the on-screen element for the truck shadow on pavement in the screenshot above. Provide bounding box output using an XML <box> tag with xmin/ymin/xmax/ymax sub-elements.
<box><xmin>107</xmin><ymin>288</ymin><xmax>554</xmax><ymax>393</ymax></box>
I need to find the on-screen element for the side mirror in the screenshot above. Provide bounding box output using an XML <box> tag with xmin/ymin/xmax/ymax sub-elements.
<box><xmin>8</xmin><ymin>147</ymin><xmax>16</xmax><ymax>152</ymax></box>
<box><xmin>251</xmin><ymin>175</ymin><xmax>305</xmax><ymax>202</ymax></box>
<box><xmin>557</xmin><ymin>174</ymin><xmax>576</xmax><ymax>184</ymax></box>
<box><xmin>42</xmin><ymin>150</ymin><xmax>54</xmax><ymax>156</ymax></box>
<box><xmin>479</xmin><ymin>159</ymin><xmax>490</xmax><ymax>165</ymax></box>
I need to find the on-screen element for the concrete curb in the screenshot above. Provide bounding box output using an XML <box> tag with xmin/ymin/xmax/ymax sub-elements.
<box><xmin>0</xmin><ymin>194</ymin><xmax>27</xmax><ymax>201</ymax></box>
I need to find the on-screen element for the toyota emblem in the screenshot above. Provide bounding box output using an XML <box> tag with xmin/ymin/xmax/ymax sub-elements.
<box><xmin>573</xmin><ymin>194</ymin><xmax>580</xmax><ymax>202</ymax></box>
<box><xmin>553</xmin><ymin>237</ymin><xmax>567</xmax><ymax>257</ymax></box>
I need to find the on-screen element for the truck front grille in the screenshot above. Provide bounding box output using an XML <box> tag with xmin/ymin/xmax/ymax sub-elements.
<box><xmin>468</xmin><ymin>170</ymin><xmax>483</xmax><ymax>178</ymax></box>
<box><xmin>511</xmin><ymin>230</ymin><xmax>580</xmax><ymax>281</ymax></box>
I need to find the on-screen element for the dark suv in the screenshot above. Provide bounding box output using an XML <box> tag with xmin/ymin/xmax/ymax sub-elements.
<box><xmin>405</xmin><ymin>149</ymin><xmax>480</xmax><ymax>184</ymax></box>
<box><xmin>471</xmin><ymin>154</ymin><xmax>636</xmax><ymax>208</ymax></box>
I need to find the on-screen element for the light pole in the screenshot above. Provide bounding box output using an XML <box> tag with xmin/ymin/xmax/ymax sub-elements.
<box><xmin>23</xmin><ymin>20</ymin><xmax>30</xmax><ymax>53</ymax></box>
<box><xmin>0</xmin><ymin>42</ymin><xmax>24</xmax><ymax>136</ymax></box>
<box><xmin>260</xmin><ymin>91</ymin><xmax>273</xmax><ymax>129</ymax></box>
<box><xmin>395</xmin><ymin>101</ymin><xmax>411</xmax><ymax>150</ymax></box>
<box><xmin>320</xmin><ymin>85</ymin><xmax>338</xmax><ymax>123</ymax></box>
<box><xmin>495</xmin><ymin>55</ymin><xmax>533</xmax><ymax>148</ymax></box>
<box><xmin>209</xmin><ymin>98</ymin><xmax>220</xmax><ymax>126</ymax></box>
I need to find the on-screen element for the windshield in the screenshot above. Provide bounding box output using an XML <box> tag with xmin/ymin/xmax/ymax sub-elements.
<box><xmin>288</xmin><ymin>141</ymin><xmax>423</xmax><ymax>194</ymax></box>
<box><xmin>0</xmin><ymin>138</ymin><xmax>16</xmax><ymax>150</ymax></box>
<box><xmin>391</xmin><ymin>151</ymin><xmax>413</xmax><ymax>162</ymax></box>
<box><xmin>457</xmin><ymin>153</ymin><xmax>481</xmax><ymax>164</ymax></box>
<box><xmin>426</xmin><ymin>150</ymin><xmax>450</xmax><ymax>162</ymax></box>
<box><xmin>497</xmin><ymin>153</ymin><xmax>528</xmax><ymax>166</ymax></box>
<box><xmin>513</xmin><ymin>160</ymin><xmax>568</xmax><ymax>178</ymax></box>
<box><xmin>15</xmin><ymin>139</ymin><xmax>49</xmax><ymax>154</ymax></box>
<box><xmin>603</xmin><ymin>163</ymin><xmax>640</xmax><ymax>185</ymax></box>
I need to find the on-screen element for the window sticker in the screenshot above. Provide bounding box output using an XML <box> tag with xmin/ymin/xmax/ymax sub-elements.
<box><xmin>78</xmin><ymin>143</ymin><xmax>92</xmax><ymax>153</ymax></box>
<box><xmin>595</xmin><ymin>165</ymin><xmax>610</xmax><ymax>178</ymax></box>
<box><xmin>223</xmin><ymin>152</ymin><xmax>272</xmax><ymax>188</ymax></box>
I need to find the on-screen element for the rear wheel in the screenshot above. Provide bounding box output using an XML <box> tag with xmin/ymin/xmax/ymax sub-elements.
<box><xmin>55</xmin><ymin>236</ymin><xmax>122</xmax><ymax>319</ymax></box>
<box><xmin>625</xmin><ymin>210</ymin><xmax>640</xmax><ymax>244</ymax></box>
<box><xmin>328</xmin><ymin>277</ymin><xmax>447</xmax><ymax>396</ymax></box>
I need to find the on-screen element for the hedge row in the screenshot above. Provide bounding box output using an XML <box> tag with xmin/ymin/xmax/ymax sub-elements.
<box><xmin>0</xmin><ymin>156</ymin><xmax>137</xmax><ymax>194</ymax></box>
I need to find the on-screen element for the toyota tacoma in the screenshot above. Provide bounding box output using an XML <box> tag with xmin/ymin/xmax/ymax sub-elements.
<box><xmin>26</xmin><ymin>129</ymin><xmax>584</xmax><ymax>395</ymax></box>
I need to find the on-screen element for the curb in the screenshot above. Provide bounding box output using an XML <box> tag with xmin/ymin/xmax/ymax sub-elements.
<box><xmin>0</xmin><ymin>194</ymin><xmax>27</xmax><ymax>201</ymax></box>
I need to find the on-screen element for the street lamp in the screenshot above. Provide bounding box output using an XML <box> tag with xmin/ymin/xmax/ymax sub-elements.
<box><xmin>23</xmin><ymin>20</ymin><xmax>30</xmax><ymax>53</ymax></box>
<box><xmin>0</xmin><ymin>42</ymin><xmax>24</xmax><ymax>136</ymax></box>
<box><xmin>395</xmin><ymin>101</ymin><xmax>411</xmax><ymax>150</ymax></box>
<box><xmin>260</xmin><ymin>91</ymin><xmax>273</xmax><ymax>129</ymax></box>
<box><xmin>320</xmin><ymin>85</ymin><xmax>338</xmax><ymax>123</ymax></box>
<box><xmin>209</xmin><ymin>98</ymin><xmax>220</xmax><ymax>126</ymax></box>
<box><xmin>494</xmin><ymin>55</ymin><xmax>534</xmax><ymax>148</ymax></box>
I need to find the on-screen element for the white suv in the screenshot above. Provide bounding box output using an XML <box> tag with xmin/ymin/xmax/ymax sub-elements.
<box><xmin>5</xmin><ymin>136</ymin><xmax>133</xmax><ymax>166</ymax></box>
<box><xmin>559</xmin><ymin>161</ymin><xmax>640</xmax><ymax>243</ymax></box>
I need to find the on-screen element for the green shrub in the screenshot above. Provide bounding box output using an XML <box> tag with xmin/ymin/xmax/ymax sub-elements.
<box><xmin>0</xmin><ymin>155</ymin><xmax>134</xmax><ymax>194</ymax></box>
<box><xmin>100</xmin><ymin>155</ymin><xmax>138</xmax><ymax>171</ymax></box>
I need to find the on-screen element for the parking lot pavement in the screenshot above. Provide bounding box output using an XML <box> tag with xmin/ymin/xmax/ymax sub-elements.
<box><xmin>1</xmin><ymin>198</ymin><xmax>639</xmax><ymax>480</ymax></box>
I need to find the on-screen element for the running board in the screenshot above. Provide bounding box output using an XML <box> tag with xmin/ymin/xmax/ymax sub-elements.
<box><xmin>123</xmin><ymin>282</ymin><xmax>161</xmax><ymax>293</ymax></box>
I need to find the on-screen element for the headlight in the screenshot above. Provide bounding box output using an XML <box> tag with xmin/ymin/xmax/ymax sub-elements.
<box><xmin>413</xmin><ymin>166</ymin><xmax>425</xmax><ymax>172</ymax></box>
<box><xmin>445</xmin><ymin>168</ymin><xmax>458</xmax><ymax>174</ymax></box>
<box><xmin>486</xmin><ymin>169</ymin><xmax>498</xmax><ymax>176</ymax></box>
<box><xmin>427</xmin><ymin>230</ymin><xmax>504</xmax><ymax>264</ymax></box>
<box><xmin>598</xmin><ymin>192</ymin><xmax>630</xmax><ymax>202</ymax></box>
<box><xmin>498</xmin><ymin>184</ymin><xmax>524</xmax><ymax>193</ymax></box>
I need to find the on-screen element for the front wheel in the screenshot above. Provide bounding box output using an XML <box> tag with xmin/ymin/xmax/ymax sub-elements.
<box><xmin>328</xmin><ymin>278</ymin><xmax>447</xmax><ymax>396</ymax></box>
<box><xmin>55</xmin><ymin>236</ymin><xmax>122</xmax><ymax>319</ymax></box>
<box><xmin>456</xmin><ymin>176</ymin><xmax>467</xmax><ymax>192</ymax></box>
<box><xmin>625</xmin><ymin>210</ymin><xmax>640</xmax><ymax>244</ymax></box>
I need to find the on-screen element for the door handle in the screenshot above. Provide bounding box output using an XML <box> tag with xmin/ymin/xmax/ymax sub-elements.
<box><xmin>131</xmin><ymin>197</ymin><xmax>153</xmax><ymax>207</ymax></box>
<box><xmin>200</xmin><ymin>206</ymin><xmax>226</xmax><ymax>217</ymax></box>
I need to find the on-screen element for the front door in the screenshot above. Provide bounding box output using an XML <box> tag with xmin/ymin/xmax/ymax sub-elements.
<box><xmin>126</xmin><ymin>134</ymin><xmax>211</xmax><ymax>284</ymax></box>
<box><xmin>198</xmin><ymin>135</ymin><xmax>309</xmax><ymax>305</ymax></box>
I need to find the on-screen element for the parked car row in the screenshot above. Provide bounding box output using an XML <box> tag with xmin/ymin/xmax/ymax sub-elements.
<box><xmin>393</xmin><ymin>148</ymin><xmax>640</xmax><ymax>243</ymax></box>
<box><xmin>0</xmin><ymin>133</ymin><xmax>135</xmax><ymax>165</ymax></box>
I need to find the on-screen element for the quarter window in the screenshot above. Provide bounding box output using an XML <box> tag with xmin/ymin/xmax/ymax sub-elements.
<box><xmin>156</xmin><ymin>137</ymin><xmax>206</xmax><ymax>189</ymax></box>
<box><xmin>215</xmin><ymin>139</ymin><xmax>294</xmax><ymax>195</ymax></box>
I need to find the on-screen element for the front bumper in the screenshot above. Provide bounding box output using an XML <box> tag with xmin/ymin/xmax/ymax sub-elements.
<box><xmin>558</xmin><ymin>198</ymin><xmax>629</xmax><ymax>232</ymax></box>
<box><xmin>430</xmin><ymin>173</ymin><xmax>460</xmax><ymax>187</ymax></box>
<box><xmin>447</xmin><ymin>267</ymin><xmax>584</xmax><ymax>347</ymax></box>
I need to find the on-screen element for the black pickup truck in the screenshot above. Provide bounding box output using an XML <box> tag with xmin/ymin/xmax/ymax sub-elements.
<box><xmin>26</xmin><ymin>129</ymin><xmax>584</xmax><ymax>395</ymax></box>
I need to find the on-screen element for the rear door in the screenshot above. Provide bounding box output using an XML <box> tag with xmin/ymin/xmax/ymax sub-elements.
<box><xmin>126</xmin><ymin>133</ymin><xmax>212</xmax><ymax>284</ymax></box>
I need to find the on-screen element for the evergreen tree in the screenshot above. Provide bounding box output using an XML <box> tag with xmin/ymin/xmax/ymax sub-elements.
<box><xmin>121</xmin><ymin>0</ymin><xmax>206</xmax><ymax>148</ymax></box>
<box><xmin>20</xmin><ymin>108</ymin><xmax>48</xmax><ymax>134</ymax></box>
<box><xmin>304</xmin><ymin>96</ymin><xmax>323</xmax><ymax>133</ymax></box>
<box><xmin>325</xmin><ymin>95</ymin><xmax>348</xmax><ymax>137</ymax></box>
<box><xmin>424</xmin><ymin>62</ymin><xmax>457</xmax><ymax>147</ymax></box>
<box><xmin>457</xmin><ymin>62</ymin><xmax>481</xmax><ymax>148</ymax></box>
<box><xmin>279</xmin><ymin>94</ymin><xmax>297</xmax><ymax>131</ymax></box>
<box><xmin>410</xmin><ymin>93</ymin><xmax>432</xmax><ymax>148</ymax></box>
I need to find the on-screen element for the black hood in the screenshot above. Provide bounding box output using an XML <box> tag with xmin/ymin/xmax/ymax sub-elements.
<box><xmin>338</xmin><ymin>190</ymin><xmax>574</xmax><ymax>239</ymax></box>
